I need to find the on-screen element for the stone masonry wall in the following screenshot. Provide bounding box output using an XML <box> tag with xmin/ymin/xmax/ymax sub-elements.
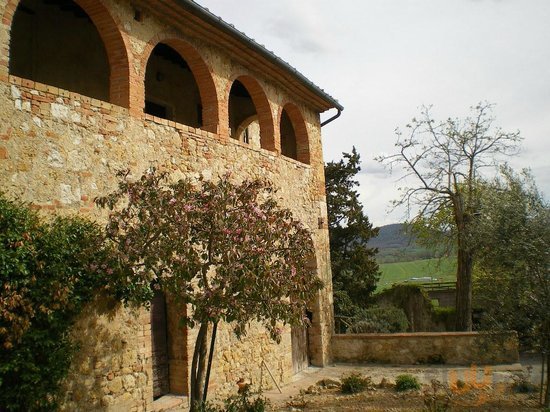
<box><xmin>332</xmin><ymin>332</ymin><xmax>519</xmax><ymax>366</ymax></box>
<box><xmin>0</xmin><ymin>0</ymin><xmax>335</xmax><ymax>410</ymax></box>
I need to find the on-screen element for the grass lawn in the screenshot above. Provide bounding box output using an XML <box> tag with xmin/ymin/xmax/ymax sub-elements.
<box><xmin>376</xmin><ymin>257</ymin><xmax>456</xmax><ymax>292</ymax></box>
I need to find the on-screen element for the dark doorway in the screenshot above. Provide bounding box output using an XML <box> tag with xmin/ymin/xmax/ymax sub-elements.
<box><xmin>151</xmin><ymin>289</ymin><xmax>170</xmax><ymax>399</ymax></box>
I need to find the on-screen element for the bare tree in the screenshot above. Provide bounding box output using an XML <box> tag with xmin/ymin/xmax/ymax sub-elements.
<box><xmin>377</xmin><ymin>102</ymin><xmax>522</xmax><ymax>331</ymax></box>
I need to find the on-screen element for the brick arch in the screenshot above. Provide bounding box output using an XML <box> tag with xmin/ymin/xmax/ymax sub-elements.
<box><xmin>140</xmin><ymin>32</ymin><xmax>219</xmax><ymax>133</ymax></box>
<box><xmin>280</xmin><ymin>102</ymin><xmax>310</xmax><ymax>164</ymax></box>
<box><xmin>228</xmin><ymin>75</ymin><xmax>275</xmax><ymax>152</ymax></box>
<box><xmin>2</xmin><ymin>0</ymin><xmax>131</xmax><ymax>108</ymax></box>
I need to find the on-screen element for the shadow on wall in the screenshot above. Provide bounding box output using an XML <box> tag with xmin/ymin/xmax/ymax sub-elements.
<box><xmin>60</xmin><ymin>297</ymin><xmax>146</xmax><ymax>410</ymax></box>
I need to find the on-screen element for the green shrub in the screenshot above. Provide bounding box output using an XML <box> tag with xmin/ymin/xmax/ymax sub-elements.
<box><xmin>0</xmin><ymin>194</ymin><xmax>121</xmax><ymax>411</ymax></box>
<box><xmin>341</xmin><ymin>372</ymin><xmax>373</xmax><ymax>394</ymax></box>
<box><xmin>347</xmin><ymin>305</ymin><xmax>409</xmax><ymax>333</ymax></box>
<box><xmin>432</xmin><ymin>307</ymin><xmax>456</xmax><ymax>331</ymax></box>
<box><xmin>395</xmin><ymin>374</ymin><xmax>421</xmax><ymax>392</ymax></box>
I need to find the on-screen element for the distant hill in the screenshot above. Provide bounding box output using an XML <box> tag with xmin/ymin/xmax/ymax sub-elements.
<box><xmin>368</xmin><ymin>223</ymin><xmax>413</xmax><ymax>249</ymax></box>
<box><xmin>369</xmin><ymin>223</ymin><xmax>438</xmax><ymax>263</ymax></box>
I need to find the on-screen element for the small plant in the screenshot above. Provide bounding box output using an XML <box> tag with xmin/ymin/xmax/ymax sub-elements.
<box><xmin>224</xmin><ymin>386</ymin><xmax>269</xmax><ymax>412</ymax></box>
<box><xmin>341</xmin><ymin>372</ymin><xmax>373</xmax><ymax>394</ymax></box>
<box><xmin>195</xmin><ymin>387</ymin><xmax>269</xmax><ymax>412</ymax></box>
<box><xmin>286</xmin><ymin>390</ymin><xmax>308</xmax><ymax>409</ymax></box>
<box><xmin>395</xmin><ymin>374</ymin><xmax>421</xmax><ymax>392</ymax></box>
<box><xmin>195</xmin><ymin>401</ymin><xmax>221</xmax><ymax>412</ymax></box>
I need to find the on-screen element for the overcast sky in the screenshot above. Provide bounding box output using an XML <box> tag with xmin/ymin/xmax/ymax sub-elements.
<box><xmin>199</xmin><ymin>0</ymin><xmax>550</xmax><ymax>226</ymax></box>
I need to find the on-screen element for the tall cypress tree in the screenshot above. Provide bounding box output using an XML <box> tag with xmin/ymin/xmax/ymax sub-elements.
<box><xmin>325</xmin><ymin>148</ymin><xmax>380</xmax><ymax>317</ymax></box>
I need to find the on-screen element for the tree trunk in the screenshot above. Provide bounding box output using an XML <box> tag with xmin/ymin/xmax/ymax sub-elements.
<box><xmin>190</xmin><ymin>322</ymin><xmax>208</xmax><ymax>412</ymax></box>
<box><xmin>544</xmin><ymin>332</ymin><xmax>550</xmax><ymax>407</ymax></box>
<box><xmin>203</xmin><ymin>322</ymin><xmax>218</xmax><ymax>402</ymax></box>
<box><xmin>453</xmin><ymin>194</ymin><xmax>474</xmax><ymax>332</ymax></box>
<box><xmin>545</xmin><ymin>351</ymin><xmax>549</xmax><ymax>407</ymax></box>
<box><xmin>455</xmin><ymin>246</ymin><xmax>473</xmax><ymax>331</ymax></box>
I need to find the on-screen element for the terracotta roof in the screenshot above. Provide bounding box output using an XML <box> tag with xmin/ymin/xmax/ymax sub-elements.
<box><xmin>134</xmin><ymin>0</ymin><xmax>343</xmax><ymax>113</ymax></box>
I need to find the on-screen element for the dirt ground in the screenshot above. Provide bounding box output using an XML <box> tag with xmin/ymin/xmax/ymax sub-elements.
<box><xmin>264</xmin><ymin>357</ymin><xmax>547</xmax><ymax>411</ymax></box>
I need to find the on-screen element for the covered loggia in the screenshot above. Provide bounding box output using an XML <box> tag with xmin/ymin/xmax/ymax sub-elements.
<box><xmin>9</xmin><ymin>0</ymin><xmax>111</xmax><ymax>102</ymax></box>
<box><xmin>144</xmin><ymin>43</ymin><xmax>202</xmax><ymax>127</ymax></box>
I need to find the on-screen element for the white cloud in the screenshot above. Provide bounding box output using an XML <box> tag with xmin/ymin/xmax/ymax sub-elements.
<box><xmin>199</xmin><ymin>0</ymin><xmax>550</xmax><ymax>225</ymax></box>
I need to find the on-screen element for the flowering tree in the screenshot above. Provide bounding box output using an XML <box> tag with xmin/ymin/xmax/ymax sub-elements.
<box><xmin>95</xmin><ymin>170</ymin><xmax>322</xmax><ymax>410</ymax></box>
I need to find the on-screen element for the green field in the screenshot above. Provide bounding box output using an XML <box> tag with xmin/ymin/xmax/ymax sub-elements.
<box><xmin>376</xmin><ymin>257</ymin><xmax>456</xmax><ymax>292</ymax></box>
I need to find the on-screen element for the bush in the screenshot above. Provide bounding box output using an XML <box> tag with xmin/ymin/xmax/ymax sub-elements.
<box><xmin>347</xmin><ymin>305</ymin><xmax>409</xmax><ymax>333</ymax></box>
<box><xmin>395</xmin><ymin>374</ymin><xmax>421</xmax><ymax>392</ymax></box>
<box><xmin>0</xmin><ymin>194</ymin><xmax>120</xmax><ymax>411</ymax></box>
<box><xmin>432</xmin><ymin>307</ymin><xmax>456</xmax><ymax>331</ymax></box>
<box><xmin>341</xmin><ymin>372</ymin><xmax>373</xmax><ymax>394</ymax></box>
<box><xmin>196</xmin><ymin>387</ymin><xmax>269</xmax><ymax>412</ymax></box>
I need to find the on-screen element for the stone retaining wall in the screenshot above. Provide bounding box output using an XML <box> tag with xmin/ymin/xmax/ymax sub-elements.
<box><xmin>332</xmin><ymin>332</ymin><xmax>519</xmax><ymax>365</ymax></box>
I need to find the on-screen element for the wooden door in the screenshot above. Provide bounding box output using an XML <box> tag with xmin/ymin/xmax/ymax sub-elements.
<box><xmin>291</xmin><ymin>324</ymin><xmax>309</xmax><ymax>373</ymax></box>
<box><xmin>151</xmin><ymin>290</ymin><xmax>170</xmax><ymax>399</ymax></box>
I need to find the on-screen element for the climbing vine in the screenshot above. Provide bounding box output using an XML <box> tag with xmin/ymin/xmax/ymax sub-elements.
<box><xmin>0</xmin><ymin>193</ymin><xmax>121</xmax><ymax>411</ymax></box>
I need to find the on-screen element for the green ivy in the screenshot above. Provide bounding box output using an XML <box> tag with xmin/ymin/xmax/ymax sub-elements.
<box><xmin>0</xmin><ymin>193</ymin><xmax>120</xmax><ymax>411</ymax></box>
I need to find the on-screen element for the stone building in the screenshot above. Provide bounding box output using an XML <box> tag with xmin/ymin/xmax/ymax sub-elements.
<box><xmin>0</xmin><ymin>0</ymin><xmax>342</xmax><ymax>409</ymax></box>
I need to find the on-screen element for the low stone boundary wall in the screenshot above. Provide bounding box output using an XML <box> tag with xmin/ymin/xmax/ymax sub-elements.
<box><xmin>332</xmin><ymin>331</ymin><xmax>519</xmax><ymax>365</ymax></box>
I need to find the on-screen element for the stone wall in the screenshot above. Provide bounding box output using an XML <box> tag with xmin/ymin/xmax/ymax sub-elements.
<box><xmin>0</xmin><ymin>0</ymin><xmax>335</xmax><ymax>409</ymax></box>
<box><xmin>332</xmin><ymin>332</ymin><xmax>519</xmax><ymax>366</ymax></box>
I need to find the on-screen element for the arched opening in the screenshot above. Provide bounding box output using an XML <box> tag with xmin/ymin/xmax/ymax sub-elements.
<box><xmin>9</xmin><ymin>0</ymin><xmax>110</xmax><ymax>102</ymax></box>
<box><xmin>280</xmin><ymin>104</ymin><xmax>310</xmax><ymax>164</ymax></box>
<box><xmin>280</xmin><ymin>109</ymin><xmax>298</xmax><ymax>160</ymax></box>
<box><xmin>144</xmin><ymin>43</ymin><xmax>202</xmax><ymax>127</ymax></box>
<box><xmin>228</xmin><ymin>80</ymin><xmax>257</xmax><ymax>143</ymax></box>
<box><xmin>228</xmin><ymin>76</ymin><xmax>275</xmax><ymax>151</ymax></box>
